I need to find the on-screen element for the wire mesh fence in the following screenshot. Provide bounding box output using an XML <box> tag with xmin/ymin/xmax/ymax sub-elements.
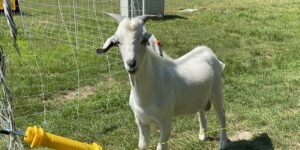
<box><xmin>0</xmin><ymin>0</ymin><xmax>299</xmax><ymax>149</ymax></box>
<box><xmin>0</xmin><ymin>0</ymin><xmax>128</xmax><ymax>149</ymax></box>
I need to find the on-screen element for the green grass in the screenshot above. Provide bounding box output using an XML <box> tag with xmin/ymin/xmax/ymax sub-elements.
<box><xmin>0</xmin><ymin>0</ymin><xmax>299</xmax><ymax>149</ymax></box>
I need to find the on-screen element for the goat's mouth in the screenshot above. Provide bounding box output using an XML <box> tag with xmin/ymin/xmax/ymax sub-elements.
<box><xmin>128</xmin><ymin>68</ymin><xmax>138</xmax><ymax>74</ymax></box>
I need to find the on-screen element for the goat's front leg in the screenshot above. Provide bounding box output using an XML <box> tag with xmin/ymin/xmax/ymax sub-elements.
<box><xmin>157</xmin><ymin>120</ymin><xmax>172</xmax><ymax>150</ymax></box>
<box><xmin>136</xmin><ymin>117</ymin><xmax>150</xmax><ymax>150</ymax></box>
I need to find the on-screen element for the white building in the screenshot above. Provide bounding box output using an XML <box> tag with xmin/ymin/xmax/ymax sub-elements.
<box><xmin>120</xmin><ymin>0</ymin><xmax>164</xmax><ymax>17</ymax></box>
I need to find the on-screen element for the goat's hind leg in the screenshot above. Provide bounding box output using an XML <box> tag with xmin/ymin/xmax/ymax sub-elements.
<box><xmin>211</xmin><ymin>81</ymin><xmax>228</xmax><ymax>149</ymax></box>
<box><xmin>198</xmin><ymin>110</ymin><xmax>207</xmax><ymax>141</ymax></box>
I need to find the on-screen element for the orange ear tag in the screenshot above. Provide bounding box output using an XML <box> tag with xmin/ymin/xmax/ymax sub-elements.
<box><xmin>156</xmin><ymin>40</ymin><xmax>161</xmax><ymax>48</ymax></box>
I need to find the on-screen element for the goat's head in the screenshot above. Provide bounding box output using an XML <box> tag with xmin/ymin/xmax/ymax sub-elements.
<box><xmin>96</xmin><ymin>13</ymin><xmax>161</xmax><ymax>74</ymax></box>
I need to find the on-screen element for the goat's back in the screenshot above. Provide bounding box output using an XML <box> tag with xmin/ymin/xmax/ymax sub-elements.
<box><xmin>170</xmin><ymin>46</ymin><xmax>223</xmax><ymax>115</ymax></box>
<box><xmin>175</xmin><ymin>46</ymin><xmax>223</xmax><ymax>79</ymax></box>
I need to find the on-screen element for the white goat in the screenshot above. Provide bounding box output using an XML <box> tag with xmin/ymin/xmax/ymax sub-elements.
<box><xmin>97</xmin><ymin>14</ymin><xmax>228</xmax><ymax>150</ymax></box>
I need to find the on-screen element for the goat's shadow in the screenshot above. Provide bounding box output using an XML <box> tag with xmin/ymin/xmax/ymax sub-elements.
<box><xmin>162</xmin><ymin>15</ymin><xmax>187</xmax><ymax>21</ymax></box>
<box><xmin>225</xmin><ymin>133</ymin><xmax>274</xmax><ymax>150</ymax></box>
<box><xmin>150</xmin><ymin>14</ymin><xmax>187</xmax><ymax>21</ymax></box>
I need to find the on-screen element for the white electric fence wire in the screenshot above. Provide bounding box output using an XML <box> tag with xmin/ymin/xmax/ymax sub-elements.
<box><xmin>0</xmin><ymin>47</ymin><xmax>22</xmax><ymax>150</ymax></box>
<box><xmin>73</xmin><ymin>0</ymin><xmax>81</xmax><ymax>117</ymax></box>
<box><xmin>1</xmin><ymin>0</ymin><xmax>157</xmax><ymax>149</ymax></box>
<box><xmin>17</xmin><ymin>0</ymin><xmax>47</xmax><ymax>125</ymax></box>
<box><xmin>73</xmin><ymin>0</ymin><xmax>79</xmax><ymax>49</ymax></box>
<box><xmin>21</xmin><ymin>0</ymin><xmax>48</xmax><ymax>126</ymax></box>
<box><xmin>91</xmin><ymin>0</ymin><xmax>113</xmax><ymax>109</ymax></box>
<box><xmin>3</xmin><ymin>0</ymin><xmax>19</xmax><ymax>54</ymax></box>
<box><xmin>57</xmin><ymin>0</ymin><xmax>81</xmax><ymax>116</ymax></box>
<box><xmin>2</xmin><ymin>0</ymin><xmax>22</xmax><ymax>149</ymax></box>
<box><xmin>17</xmin><ymin>0</ymin><xmax>27</xmax><ymax>36</ymax></box>
<box><xmin>32</xmin><ymin>33</ymin><xmax>47</xmax><ymax>126</ymax></box>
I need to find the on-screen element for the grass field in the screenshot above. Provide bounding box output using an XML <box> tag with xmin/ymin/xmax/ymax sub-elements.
<box><xmin>0</xmin><ymin>0</ymin><xmax>299</xmax><ymax>149</ymax></box>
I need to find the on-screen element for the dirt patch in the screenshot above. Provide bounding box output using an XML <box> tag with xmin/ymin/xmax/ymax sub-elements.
<box><xmin>226</xmin><ymin>112</ymin><xmax>234</xmax><ymax>118</ymax></box>
<box><xmin>230</xmin><ymin>130</ymin><xmax>253</xmax><ymax>141</ymax></box>
<box><xmin>296</xmin><ymin>143</ymin><xmax>300</xmax><ymax>149</ymax></box>
<box><xmin>45</xmin><ymin>85</ymin><xmax>96</xmax><ymax>106</ymax></box>
<box><xmin>46</xmin><ymin>77</ymin><xmax>128</xmax><ymax>106</ymax></box>
<box><xmin>36</xmin><ymin>16</ymin><xmax>55</xmax><ymax>25</ymax></box>
<box><xmin>63</xmin><ymin>85</ymin><xmax>95</xmax><ymax>100</ymax></box>
<box><xmin>58</xmin><ymin>77</ymin><xmax>124</xmax><ymax>101</ymax></box>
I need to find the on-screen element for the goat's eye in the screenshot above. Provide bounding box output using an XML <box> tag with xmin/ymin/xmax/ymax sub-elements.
<box><xmin>141</xmin><ymin>38</ymin><xmax>149</xmax><ymax>45</ymax></box>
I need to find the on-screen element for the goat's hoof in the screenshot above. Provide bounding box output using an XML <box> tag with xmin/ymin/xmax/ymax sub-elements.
<box><xmin>219</xmin><ymin>139</ymin><xmax>231</xmax><ymax>150</ymax></box>
<box><xmin>138</xmin><ymin>146</ymin><xmax>147</xmax><ymax>150</ymax></box>
<box><xmin>199</xmin><ymin>132</ymin><xmax>206</xmax><ymax>141</ymax></box>
<box><xmin>156</xmin><ymin>143</ymin><xmax>168</xmax><ymax>150</ymax></box>
<box><xmin>138</xmin><ymin>142</ymin><xmax>148</xmax><ymax>150</ymax></box>
<box><xmin>220</xmin><ymin>145</ymin><xmax>227</xmax><ymax>149</ymax></box>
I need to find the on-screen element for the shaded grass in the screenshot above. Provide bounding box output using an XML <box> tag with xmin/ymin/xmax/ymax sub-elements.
<box><xmin>0</xmin><ymin>0</ymin><xmax>299</xmax><ymax>149</ymax></box>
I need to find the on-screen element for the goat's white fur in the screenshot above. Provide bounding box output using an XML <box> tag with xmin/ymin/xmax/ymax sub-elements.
<box><xmin>98</xmin><ymin>16</ymin><xmax>228</xmax><ymax>150</ymax></box>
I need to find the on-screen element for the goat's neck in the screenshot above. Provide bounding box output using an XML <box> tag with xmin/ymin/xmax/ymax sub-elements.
<box><xmin>129</xmin><ymin>48</ymin><xmax>161</xmax><ymax>103</ymax></box>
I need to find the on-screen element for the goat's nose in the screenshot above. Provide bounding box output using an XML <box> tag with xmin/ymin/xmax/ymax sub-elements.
<box><xmin>127</xmin><ymin>60</ymin><xmax>136</xmax><ymax>68</ymax></box>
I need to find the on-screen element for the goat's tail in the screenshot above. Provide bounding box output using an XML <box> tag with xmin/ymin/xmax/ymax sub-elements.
<box><xmin>219</xmin><ymin>60</ymin><xmax>225</xmax><ymax>72</ymax></box>
<box><xmin>205</xmin><ymin>60</ymin><xmax>225</xmax><ymax>112</ymax></box>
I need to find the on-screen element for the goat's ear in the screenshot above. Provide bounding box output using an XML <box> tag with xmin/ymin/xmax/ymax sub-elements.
<box><xmin>96</xmin><ymin>36</ymin><xmax>118</xmax><ymax>55</ymax></box>
<box><xmin>106</xmin><ymin>12</ymin><xmax>125</xmax><ymax>24</ymax></box>
<box><xmin>137</xmin><ymin>14</ymin><xmax>163</xmax><ymax>24</ymax></box>
<box><xmin>142</xmin><ymin>33</ymin><xmax>152</xmax><ymax>44</ymax></box>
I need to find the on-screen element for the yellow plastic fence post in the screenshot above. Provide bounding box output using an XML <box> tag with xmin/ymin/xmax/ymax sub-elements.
<box><xmin>23</xmin><ymin>126</ymin><xmax>102</xmax><ymax>150</ymax></box>
<box><xmin>0</xmin><ymin>0</ymin><xmax>16</xmax><ymax>11</ymax></box>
